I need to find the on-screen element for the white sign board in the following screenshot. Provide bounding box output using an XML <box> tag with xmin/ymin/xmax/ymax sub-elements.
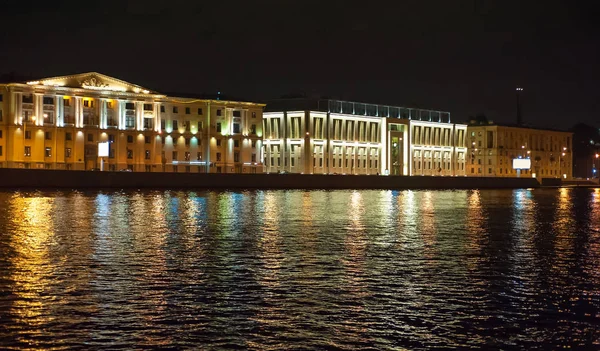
<box><xmin>98</xmin><ymin>142</ymin><xmax>109</xmax><ymax>157</ymax></box>
<box><xmin>512</xmin><ymin>158</ymin><xmax>531</xmax><ymax>170</ymax></box>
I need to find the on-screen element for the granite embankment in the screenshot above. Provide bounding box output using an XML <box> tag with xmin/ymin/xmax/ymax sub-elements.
<box><xmin>0</xmin><ymin>168</ymin><xmax>541</xmax><ymax>189</ymax></box>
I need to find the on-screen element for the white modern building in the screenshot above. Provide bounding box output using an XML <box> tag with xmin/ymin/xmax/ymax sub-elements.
<box><xmin>263</xmin><ymin>99</ymin><xmax>467</xmax><ymax>176</ymax></box>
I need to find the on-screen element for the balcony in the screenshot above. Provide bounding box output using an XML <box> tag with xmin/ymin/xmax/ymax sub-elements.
<box><xmin>64</xmin><ymin>115</ymin><xmax>75</xmax><ymax>125</ymax></box>
<box><xmin>143</xmin><ymin>119</ymin><xmax>154</xmax><ymax>130</ymax></box>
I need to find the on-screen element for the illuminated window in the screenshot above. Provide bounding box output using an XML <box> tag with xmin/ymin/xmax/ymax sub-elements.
<box><xmin>185</xmin><ymin>151</ymin><xmax>191</xmax><ymax>161</ymax></box>
<box><xmin>24</xmin><ymin>146</ymin><xmax>31</xmax><ymax>157</ymax></box>
<box><xmin>45</xmin><ymin>147</ymin><xmax>51</xmax><ymax>157</ymax></box>
<box><xmin>197</xmin><ymin>152</ymin><xmax>202</xmax><ymax>160</ymax></box>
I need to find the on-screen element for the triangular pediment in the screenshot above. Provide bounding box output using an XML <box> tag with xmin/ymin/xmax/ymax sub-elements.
<box><xmin>28</xmin><ymin>72</ymin><xmax>158</xmax><ymax>94</ymax></box>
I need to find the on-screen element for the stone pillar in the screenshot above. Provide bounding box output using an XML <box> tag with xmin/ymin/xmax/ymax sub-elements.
<box><xmin>74</xmin><ymin>97</ymin><xmax>83</xmax><ymax>128</ymax></box>
<box><xmin>135</xmin><ymin>101</ymin><xmax>143</xmax><ymax>131</ymax></box>
<box><xmin>98</xmin><ymin>98</ymin><xmax>106</xmax><ymax>129</ymax></box>
<box><xmin>11</xmin><ymin>91</ymin><xmax>22</xmax><ymax>124</ymax></box>
<box><xmin>118</xmin><ymin>100</ymin><xmax>125</xmax><ymax>130</ymax></box>
<box><xmin>154</xmin><ymin>102</ymin><xmax>161</xmax><ymax>132</ymax></box>
<box><xmin>55</xmin><ymin>95</ymin><xmax>63</xmax><ymax>126</ymax></box>
<box><xmin>34</xmin><ymin>94</ymin><xmax>43</xmax><ymax>126</ymax></box>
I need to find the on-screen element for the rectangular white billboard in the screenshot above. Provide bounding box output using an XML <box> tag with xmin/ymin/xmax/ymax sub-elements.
<box><xmin>98</xmin><ymin>142</ymin><xmax>109</xmax><ymax>157</ymax></box>
<box><xmin>512</xmin><ymin>158</ymin><xmax>531</xmax><ymax>170</ymax></box>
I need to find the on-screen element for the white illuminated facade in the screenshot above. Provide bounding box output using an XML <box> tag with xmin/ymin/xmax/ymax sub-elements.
<box><xmin>0</xmin><ymin>72</ymin><xmax>265</xmax><ymax>173</ymax></box>
<box><xmin>263</xmin><ymin>99</ymin><xmax>467</xmax><ymax>176</ymax></box>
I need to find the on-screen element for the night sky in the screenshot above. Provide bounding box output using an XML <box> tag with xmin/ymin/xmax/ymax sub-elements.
<box><xmin>1</xmin><ymin>0</ymin><xmax>598</xmax><ymax>129</ymax></box>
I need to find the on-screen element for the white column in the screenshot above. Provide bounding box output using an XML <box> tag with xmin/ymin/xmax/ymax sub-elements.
<box><xmin>118</xmin><ymin>100</ymin><xmax>125</xmax><ymax>130</ymax></box>
<box><xmin>74</xmin><ymin>97</ymin><xmax>83</xmax><ymax>128</ymax></box>
<box><xmin>98</xmin><ymin>98</ymin><xmax>106</xmax><ymax>129</ymax></box>
<box><xmin>34</xmin><ymin>94</ymin><xmax>43</xmax><ymax>126</ymax></box>
<box><xmin>55</xmin><ymin>95</ymin><xmax>63</xmax><ymax>126</ymax></box>
<box><xmin>12</xmin><ymin>92</ymin><xmax>22</xmax><ymax>124</ymax></box>
<box><xmin>136</xmin><ymin>101</ymin><xmax>143</xmax><ymax>131</ymax></box>
<box><xmin>154</xmin><ymin>102</ymin><xmax>161</xmax><ymax>132</ymax></box>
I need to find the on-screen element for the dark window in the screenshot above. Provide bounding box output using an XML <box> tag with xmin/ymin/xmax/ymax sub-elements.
<box><xmin>251</xmin><ymin>153</ymin><xmax>256</xmax><ymax>162</ymax></box>
<box><xmin>0</xmin><ymin>130</ymin><xmax>3</xmax><ymax>138</ymax></box>
<box><xmin>22</xmin><ymin>95</ymin><xmax>33</xmax><ymax>103</ymax></box>
<box><xmin>216</xmin><ymin>109</ymin><xmax>222</xmax><ymax>116</ymax></box>
<box><xmin>127</xmin><ymin>149</ymin><xmax>133</xmax><ymax>159</ymax></box>
<box><xmin>65</xmin><ymin>132</ymin><xmax>72</xmax><ymax>141</ymax></box>
<box><xmin>108</xmin><ymin>134</ymin><xmax>115</xmax><ymax>142</ymax></box>
<box><xmin>233</xmin><ymin>123</ymin><xmax>240</xmax><ymax>134</ymax></box>
<box><xmin>233</xmin><ymin>110</ymin><xmax>241</xmax><ymax>117</ymax></box>
<box><xmin>172</xmin><ymin>151</ymin><xmax>178</xmax><ymax>160</ymax></box>
<box><xmin>185</xmin><ymin>107</ymin><xmax>190</xmax><ymax>114</ymax></box>
<box><xmin>127</xmin><ymin>135</ymin><xmax>133</xmax><ymax>143</ymax></box>
<box><xmin>197</xmin><ymin>108</ymin><xmax>203</xmax><ymax>115</ymax></box>
<box><xmin>145</xmin><ymin>136</ymin><xmax>150</xmax><ymax>144</ymax></box>
<box><xmin>45</xmin><ymin>147</ymin><xmax>52</xmax><ymax>157</ymax></box>
<box><xmin>87</xmin><ymin>134</ymin><xmax>93</xmax><ymax>142</ymax></box>
<box><xmin>145</xmin><ymin>150</ymin><xmax>151</xmax><ymax>159</ymax></box>
<box><xmin>173</xmin><ymin>106</ymin><xmax>178</xmax><ymax>114</ymax></box>
<box><xmin>160</xmin><ymin>105</ymin><xmax>165</xmax><ymax>113</ymax></box>
<box><xmin>216</xmin><ymin>122</ymin><xmax>221</xmax><ymax>132</ymax></box>
<box><xmin>0</xmin><ymin>94</ymin><xmax>3</xmax><ymax>102</ymax></box>
<box><xmin>185</xmin><ymin>137</ymin><xmax>190</xmax><ymax>146</ymax></box>
<box><xmin>24</xmin><ymin>146</ymin><xmax>31</xmax><ymax>156</ymax></box>
<box><xmin>216</xmin><ymin>139</ymin><xmax>221</xmax><ymax>147</ymax></box>
<box><xmin>0</xmin><ymin>146</ymin><xmax>2</xmax><ymax>156</ymax></box>
<box><xmin>252</xmin><ymin>112</ymin><xmax>256</xmax><ymax>118</ymax></box>
<box><xmin>144</xmin><ymin>104</ymin><xmax>153</xmax><ymax>111</ymax></box>
<box><xmin>234</xmin><ymin>140</ymin><xmax>239</xmax><ymax>148</ymax></box>
<box><xmin>197</xmin><ymin>121</ymin><xmax>202</xmax><ymax>130</ymax></box>
<box><xmin>25</xmin><ymin>131</ymin><xmax>31</xmax><ymax>139</ymax></box>
<box><xmin>234</xmin><ymin>152</ymin><xmax>239</xmax><ymax>162</ymax></box>
<box><xmin>161</xmin><ymin>119</ymin><xmax>166</xmax><ymax>130</ymax></box>
<box><xmin>250</xmin><ymin>124</ymin><xmax>256</xmax><ymax>134</ymax></box>
<box><xmin>126</xmin><ymin>102</ymin><xmax>135</xmax><ymax>110</ymax></box>
<box><xmin>109</xmin><ymin>148</ymin><xmax>114</xmax><ymax>158</ymax></box>
<box><xmin>172</xmin><ymin>120</ymin><xmax>178</xmax><ymax>130</ymax></box>
<box><xmin>216</xmin><ymin>152</ymin><xmax>221</xmax><ymax>161</ymax></box>
<box><xmin>63</xmin><ymin>98</ymin><xmax>70</xmax><ymax>107</ymax></box>
<box><xmin>43</xmin><ymin>97</ymin><xmax>54</xmax><ymax>105</ymax></box>
<box><xmin>45</xmin><ymin>132</ymin><xmax>51</xmax><ymax>140</ymax></box>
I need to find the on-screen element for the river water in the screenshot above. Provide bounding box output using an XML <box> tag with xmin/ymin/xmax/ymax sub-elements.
<box><xmin>0</xmin><ymin>188</ymin><xmax>599</xmax><ymax>350</ymax></box>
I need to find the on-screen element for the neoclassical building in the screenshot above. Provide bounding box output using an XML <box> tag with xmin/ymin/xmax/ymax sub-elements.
<box><xmin>466</xmin><ymin>121</ymin><xmax>573</xmax><ymax>179</ymax></box>
<box><xmin>263</xmin><ymin>99</ymin><xmax>467</xmax><ymax>176</ymax></box>
<box><xmin>0</xmin><ymin>72</ymin><xmax>265</xmax><ymax>173</ymax></box>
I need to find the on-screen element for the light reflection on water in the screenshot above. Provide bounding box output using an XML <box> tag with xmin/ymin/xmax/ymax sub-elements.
<box><xmin>0</xmin><ymin>188</ymin><xmax>600</xmax><ymax>350</ymax></box>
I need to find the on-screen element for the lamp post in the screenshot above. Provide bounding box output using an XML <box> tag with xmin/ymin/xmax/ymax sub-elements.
<box><xmin>594</xmin><ymin>153</ymin><xmax>599</xmax><ymax>179</ymax></box>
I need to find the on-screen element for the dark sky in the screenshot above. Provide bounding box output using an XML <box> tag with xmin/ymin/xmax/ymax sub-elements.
<box><xmin>1</xmin><ymin>0</ymin><xmax>598</xmax><ymax>129</ymax></box>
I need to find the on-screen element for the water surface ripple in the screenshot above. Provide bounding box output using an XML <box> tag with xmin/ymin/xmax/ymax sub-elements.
<box><xmin>0</xmin><ymin>188</ymin><xmax>599</xmax><ymax>350</ymax></box>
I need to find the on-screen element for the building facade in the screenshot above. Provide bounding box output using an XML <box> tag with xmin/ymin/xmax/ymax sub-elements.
<box><xmin>263</xmin><ymin>99</ymin><xmax>467</xmax><ymax>176</ymax></box>
<box><xmin>466</xmin><ymin>122</ymin><xmax>573</xmax><ymax>179</ymax></box>
<box><xmin>0</xmin><ymin>72</ymin><xmax>265</xmax><ymax>173</ymax></box>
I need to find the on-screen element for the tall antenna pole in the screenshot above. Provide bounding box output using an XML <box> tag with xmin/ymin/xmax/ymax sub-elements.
<box><xmin>516</xmin><ymin>87</ymin><xmax>523</xmax><ymax>125</ymax></box>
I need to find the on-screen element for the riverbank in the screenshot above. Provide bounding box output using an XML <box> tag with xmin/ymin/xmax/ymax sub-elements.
<box><xmin>0</xmin><ymin>168</ymin><xmax>541</xmax><ymax>189</ymax></box>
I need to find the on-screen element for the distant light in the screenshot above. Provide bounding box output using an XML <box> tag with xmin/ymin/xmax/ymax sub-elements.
<box><xmin>516</xmin><ymin>87</ymin><xmax>523</xmax><ymax>91</ymax></box>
